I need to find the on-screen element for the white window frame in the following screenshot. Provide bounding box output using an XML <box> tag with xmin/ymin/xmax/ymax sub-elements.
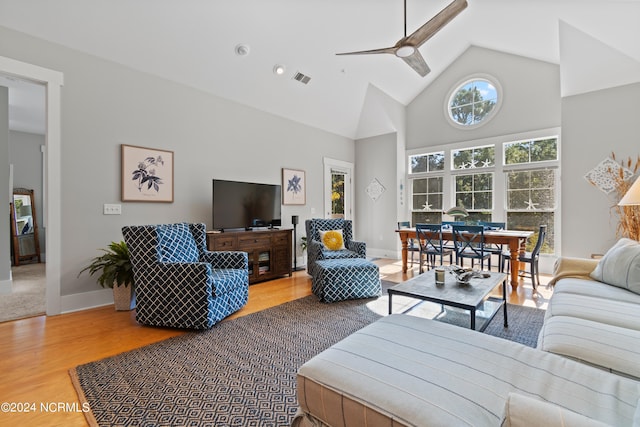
<box><xmin>406</xmin><ymin>127</ymin><xmax>562</xmax><ymax>266</ymax></box>
<box><xmin>444</xmin><ymin>74</ymin><xmax>503</xmax><ymax>130</ymax></box>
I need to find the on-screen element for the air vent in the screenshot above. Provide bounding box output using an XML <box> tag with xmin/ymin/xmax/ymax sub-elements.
<box><xmin>293</xmin><ymin>72</ymin><xmax>311</xmax><ymax>85</ymax></box>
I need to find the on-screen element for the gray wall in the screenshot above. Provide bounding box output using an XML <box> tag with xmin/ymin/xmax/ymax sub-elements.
<box><xmin>0</xmin><ymin>26</ymin><xmax>354</xmax><ymax>306</ymax></box>
<box><xmin>9</xmin><ymin>131</ymin><xmax>45</xmax><ymax>256</ymax></box>
<box><xmin>561</xmin><ymin>82</ymin><xmax>640</xmax><ymax>257</ymax></box>
<box><xmin>0</xmin><ymin>86</ymin><xmax>10</xmax><ymax>289</ymax></box>
<box><xmin>355</xmin><ymin>132</ymin><xmax>398</xmax><ymax>258</ymax></box>
<box><xmin>407</xmin><ymin>46</ymin><xmax>561</xmax><ymax>149</ymax></box>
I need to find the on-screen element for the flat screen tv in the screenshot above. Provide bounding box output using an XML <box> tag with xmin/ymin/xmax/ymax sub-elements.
<box><xmin>212</xmin><ymin>179</ymin><xmax>282</xmax><ymax>231</ymax></box>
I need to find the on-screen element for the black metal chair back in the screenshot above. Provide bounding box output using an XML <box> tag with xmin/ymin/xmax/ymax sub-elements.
<box><xmin>501</xmin><ymin>225</ymin><xmax>547</xmax><ymax>289</ymax></box>
<box><xmin>530</xmin><ymin>225</ymin><xmax>547</xmax><ymax>259</ymax></box>
<box><xmin>416</xmin><ymin>223</ymin><xmax>452</xmax><ymax>273</ymax></box>
<box><xmin>452</xmin><ymin>225</ymin><xmax>492</xmax><ymax>270</ymax></box>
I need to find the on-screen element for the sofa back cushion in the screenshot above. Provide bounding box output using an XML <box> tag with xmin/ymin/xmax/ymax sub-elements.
<box><xmin>590</xmin><ymin>238</ymin><xmax>640</xmax><ymax>294</ymax></box>
<box><xmin>157</xmin><ymin>223</ymin><xmax>200</xmax><ymax>263</ymax></box>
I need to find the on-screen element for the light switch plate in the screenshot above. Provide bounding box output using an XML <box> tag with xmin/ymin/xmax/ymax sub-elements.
<box><xmin>103</xmin><ymin>204</ymin><xmax>122</xmax><ymax>215</ymax></box>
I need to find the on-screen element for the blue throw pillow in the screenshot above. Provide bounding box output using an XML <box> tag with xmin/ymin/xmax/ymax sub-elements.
<box><xmin>157</xmin><ymin>223</ymin><xmax>200</xmax><ymax>263</ymax></box>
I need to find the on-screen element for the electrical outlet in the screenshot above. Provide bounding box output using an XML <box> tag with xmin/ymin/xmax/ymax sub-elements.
<box><xmin>103</xmin><ymin>204</ymin><xmax>122</xmax><ymax>215</ymax></box>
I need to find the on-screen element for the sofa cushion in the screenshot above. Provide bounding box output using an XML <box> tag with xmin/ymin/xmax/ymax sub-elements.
<box><xmin>590</xmin><ymin>238</ymin><xmax>640</xmax><ymax>294</ymax></box>
<box><xmin>294</xmin><ymin>315</ymin><xmax>640</xmax><ymax>427</ymax></box>
<box><xmin>554</xmin><ymin>278</ymin><xmax>640</xmax><ymax>304</ymax></box>
<box><xmin>546</xmin><ymin>292</ymin><xmax>640</xmax><ymax>331</ymax></box>
<box><xmin>157</xmin><ymin>223</ymin><xmax>200</xmax><ymax>263</ymax></box>
<box><xmin>319</xmin><ymin>229</ymin><xmax>345</xmax><ymax>251</ymax></box>
<box><xmin>503</xmin><ymin>392</ymin><xmax>612</xmax><ymax>427</ymax></box>
<box><xmin>537</xmin><ymin>315</ymin><xmax>640</xmax><ymax>379</ymax></box>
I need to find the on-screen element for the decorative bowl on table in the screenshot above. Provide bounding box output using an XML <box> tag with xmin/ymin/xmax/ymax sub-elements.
<box><xmin>449</xmin><ymin>267</ymin><xmax>474</xmax><ymax>284</ymax></box>
<box><xmin>449</xmin><ymin>267</ymin><xmax>489</xmax><ymax>284</ymax></box>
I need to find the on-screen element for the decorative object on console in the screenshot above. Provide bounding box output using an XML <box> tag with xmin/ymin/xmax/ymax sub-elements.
<box><xmin>282</xmin><ymin>168</ymin><xmax>306</xmax><ymax>205</ymax></box>
<box><xmin>586</xmin><ymin>152</ymin><xmax>640</xmax><ymax>240</ymax></box>
<box><xmin>121</xmin><ymin>144</ymin><xmax>174</xmax><ymax>203</ymax></box>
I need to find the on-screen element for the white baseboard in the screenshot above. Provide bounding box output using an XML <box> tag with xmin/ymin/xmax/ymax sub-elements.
<box><xmin>0</xmin><ymin>278</ymin><xmax>12</xmax><ymax>295</ymax></box>
<box><xmin>60</xmin><ymin>287</ymin><xmax>113</xmax><ymax>314</ymax></box>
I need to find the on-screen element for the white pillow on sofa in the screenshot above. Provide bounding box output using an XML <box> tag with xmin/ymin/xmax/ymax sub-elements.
<box><xmin>503</xmin><ymin>393</ymin><xmax>611</xmax><ymax>427</ymax></box>
<box><xmin>590</xmin><ymin>238</ymin><xmax>640</xmax><ymax>294</ymax></box>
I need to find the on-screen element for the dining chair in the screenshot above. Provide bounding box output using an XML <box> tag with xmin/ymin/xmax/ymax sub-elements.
<box><xmin>451</xmin><ymin>225</ymin><xmax>492</xmax><ymax>270</ymax></box>
<box><xmin>441</xmin><ymin>221</ymin><xmax>465</xmax><ymax>252</ymax></box>
<box><xmin>416</xmin><ymin>223</ymin><xmax>453</xmax><ymax>273</ymax></box>
<box><xmin>502</xmin><ymin>225</ymin><xmax>547</xmax><ymax>289</ymax></box>
<box><xmin>398</xmin><ymin>221</ymin><xmax>419</xmax><ymax>267</ymax></box>
<box><xmin>479</xmin><ymin>221</ymin><xmax>506</xmax><ymax>270</ymax></box>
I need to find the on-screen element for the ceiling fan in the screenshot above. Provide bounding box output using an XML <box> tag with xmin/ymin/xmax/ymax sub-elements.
<box><xmin>336</xmin><ymin>0</ymin><xmax>468</xmax><ymax>77</ymax></box>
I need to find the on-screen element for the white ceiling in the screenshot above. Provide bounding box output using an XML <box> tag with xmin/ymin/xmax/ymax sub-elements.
<box><xmin>0</xmin><ymin>0</ymin><xmax>639</xmax><ymax>138</ymax></box>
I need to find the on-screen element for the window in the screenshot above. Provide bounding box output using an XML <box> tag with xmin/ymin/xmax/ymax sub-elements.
<box><xmin>407</xmin><ymin>131</ymin><xmax>560</xmax><ymax>255</ymax></box>
<box><xmin>411</xmin><ymin>177</ymin><xmax>443</xmax><ymax>224</ymax></box>
<box><xmin>410</xmin><ymin>152</ymin><xmax>444</xmax><ymax>174</ymax></box>
<box><xmin>504</xmin><ymin>138</ymin><xmax>558</xmax><ymax>165</ymax></box>
<box><xmin>454</xmin><ymin>172</ymin><xmax>493</xmax><ymax>223</ymax></box>
<box><xmin>447</xmin><ymin>76</ymin><xmax>501</xmax><ymax>128</ymax></box>
<box><xmin>504</xmin><ymin>137</ymin><xmax>559</xmax><ymax>253</ymax></box>
<box><xmin>452</xmin><ymin>145</ymin><xmax>495</xmax><ymax>169</ymax></box>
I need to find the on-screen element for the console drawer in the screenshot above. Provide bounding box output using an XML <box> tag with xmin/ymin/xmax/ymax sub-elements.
<box><xmin>272</xmin><ymin>233</ymin><xmax>290</xmax><ymax>246</ymax></box>
<box><xmin>238</xmin><ymin>236</ymin><xmax>271</xmax><ymax>249</ymax></box>
<box><xmin>212</xmin><ymin>236</ymin><xmax>237</xmax><ymax>250</ymax></box>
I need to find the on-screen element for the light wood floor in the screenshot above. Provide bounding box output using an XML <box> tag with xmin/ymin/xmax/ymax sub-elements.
<box><xmin>0</xmin><ymin>258</ymin><xmax>552</xmax><ymax>426</ymax></box>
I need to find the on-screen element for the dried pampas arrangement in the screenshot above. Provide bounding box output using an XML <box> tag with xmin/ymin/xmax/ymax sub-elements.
<box><xmin>608</xmin><ymin>152</ymin><xmax>640</xmax><ymax>241</ymax></box>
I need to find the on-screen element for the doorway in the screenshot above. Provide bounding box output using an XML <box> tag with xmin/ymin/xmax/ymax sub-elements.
<box><xmin>0</xmin><ymin>55</ymin><xmax>63</xmax><ymax>317</ymax></box>
<box><xmin>323</xmin><ymin>158</ymin><xmax>354</xmax><ymax>220</ymax></box>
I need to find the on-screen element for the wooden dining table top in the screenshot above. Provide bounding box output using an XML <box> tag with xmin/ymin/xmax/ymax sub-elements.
<box><xmin>395</xmin><ymin>227</ymin><xmax>534</xmax><ymax>288</ymax></box>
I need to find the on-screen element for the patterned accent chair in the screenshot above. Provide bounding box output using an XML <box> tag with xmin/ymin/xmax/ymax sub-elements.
<box><xmin>305</xmin><ymin>218</ymin><xmax>366</xmax><ymax>277</ymax></box>
<box><xmin>122</xmin><ymin>222</ymin><xmax>248</xmax><ymax>329</ymax></box>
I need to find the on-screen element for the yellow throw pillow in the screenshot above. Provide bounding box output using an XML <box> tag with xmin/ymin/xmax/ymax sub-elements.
<box><xmin>319</xmin><ymin>229</ymin><xmax>345</xmax><ymax>251</ymax></box>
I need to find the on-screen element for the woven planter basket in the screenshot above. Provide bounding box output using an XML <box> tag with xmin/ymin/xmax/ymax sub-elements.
<box><xmin>113</xmin><ymin>283</ymin><xmax>136</xmax><ymax>311</ymax></box>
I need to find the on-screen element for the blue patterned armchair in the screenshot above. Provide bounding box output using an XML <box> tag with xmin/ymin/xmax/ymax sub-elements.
<box><xmin>305</xmin><ymin>218</ymin><xmax>366</xmax><ymax>276</ymax></box>
<box><xmin>122</xmin><ymin>222</ymin><xmax>248</xmax><ymax>329</ymax></box>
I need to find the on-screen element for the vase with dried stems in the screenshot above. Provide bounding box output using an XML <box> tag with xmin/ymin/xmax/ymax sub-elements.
<box><xmin>602</xmin><ymin>153</ymin><xmax>640</xmax><ymax>241</ymax></box>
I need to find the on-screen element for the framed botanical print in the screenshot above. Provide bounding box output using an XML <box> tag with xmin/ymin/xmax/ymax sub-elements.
<box><xmin>282</xmin><ymin>168</ymin><xmax>306</xmax><ymax>205</ymax></box>
<box><xmin>121</xmin><ymin>144</ymin><xmax>174</xmax><ymax>202</ymax></box>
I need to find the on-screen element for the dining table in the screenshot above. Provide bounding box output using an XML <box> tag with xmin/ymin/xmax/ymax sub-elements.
<box><xmin>396</xmin><ymin>227</ymin><xmax>534</xmax><ymax>288</ymax></box>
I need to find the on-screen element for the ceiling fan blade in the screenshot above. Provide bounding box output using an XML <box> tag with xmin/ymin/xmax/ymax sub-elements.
<box><xmin>401</xmin><ymin>50</ymin><xmax>431</xmax><ymax>77</ymax></box>
<box><xmin>336</xmin><ymin>46</ymin><xmax>397</xmax><ymax>56</ymax></box>
<box><xmin>405</xmin><ymin>0</ymin><xmax>468</xmax><ymax>48</ymax></box>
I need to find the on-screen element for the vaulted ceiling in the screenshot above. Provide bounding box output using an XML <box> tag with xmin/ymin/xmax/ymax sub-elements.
<box><xmin>1</xmin><ymin>0</ymin><xmax>639</xmax><ymax>138</ymax></box>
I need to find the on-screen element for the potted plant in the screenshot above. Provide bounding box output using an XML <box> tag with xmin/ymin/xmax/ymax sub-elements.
<box><xmin>78</xmin><ymin>240</ymin><xmax>136</xmax><ymax>311</ymax></box>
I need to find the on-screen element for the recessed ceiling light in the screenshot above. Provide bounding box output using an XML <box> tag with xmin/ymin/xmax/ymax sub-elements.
<box><xmin>235</xmin><ymin>44</ymin><xmax>250</xmax><ymax>56</ymax></box>
<box><xmin>273</xmin><ymin>64</ymin><xmax>286</xmax><ymax>75</ymax></box>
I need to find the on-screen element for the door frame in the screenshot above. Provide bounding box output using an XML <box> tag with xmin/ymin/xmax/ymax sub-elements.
<box><xmin>323</xmin><ymin>158</ymin><xmax>354</xmax><ymax>220</ymax></box>
<box><xmin>0</xmin><ymin>55</ymin><xmax>64</xmax><ymax>315</ymax></box>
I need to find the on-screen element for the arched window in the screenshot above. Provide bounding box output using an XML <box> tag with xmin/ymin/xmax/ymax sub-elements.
<box><xmin>447</xmin><ymin>76</ymin><xmax>501</xmax><ymax>128</ymax></box>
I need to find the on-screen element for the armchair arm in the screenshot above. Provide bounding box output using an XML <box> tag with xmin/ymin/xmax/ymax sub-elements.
<box><xmin>548</xmin><ymin>256</ymin><xmax>599</xmax><ymax>286</ymax></box>
<box><xmin>134</xmin><ymin>262</ymin><xmax>214</xmax><ymax>329</ymax></box>
<box><xmin>307</xmin><ymin>240</ymin><xmax>324</xmax><ymax>261</ymax></box>
<box><xmin>201</xmin><ymin>250</ymin><xmax>248</xmax><ymax>270</ymax></box>
<box><xmin>347</xmin><ymin>240</ymin><xmax>366</xmax><ymax>258</ymax></box>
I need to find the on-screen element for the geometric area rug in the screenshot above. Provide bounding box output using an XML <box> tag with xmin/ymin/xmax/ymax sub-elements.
<box><xmin>69</xmin><ymin>281</ymin><xmax>546</xmax><ymax>427</ymax></box>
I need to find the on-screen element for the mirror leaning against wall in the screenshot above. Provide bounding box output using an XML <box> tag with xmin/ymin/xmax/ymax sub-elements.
<box><xmin>10</xmin><ymin>188</ymin><xmax>41</xmax><ymax>266</ymax></box>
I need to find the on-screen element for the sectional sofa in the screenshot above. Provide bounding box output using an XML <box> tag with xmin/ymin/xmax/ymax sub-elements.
<box><xmin>292</xmin><ymin>238</ymin><xmax>640</xmax><ymax>427</ymax></box>
<box><xmin>538</xmin><ymin>238</ymin><xmax>640</xmax><ymax>380</ymax></box>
